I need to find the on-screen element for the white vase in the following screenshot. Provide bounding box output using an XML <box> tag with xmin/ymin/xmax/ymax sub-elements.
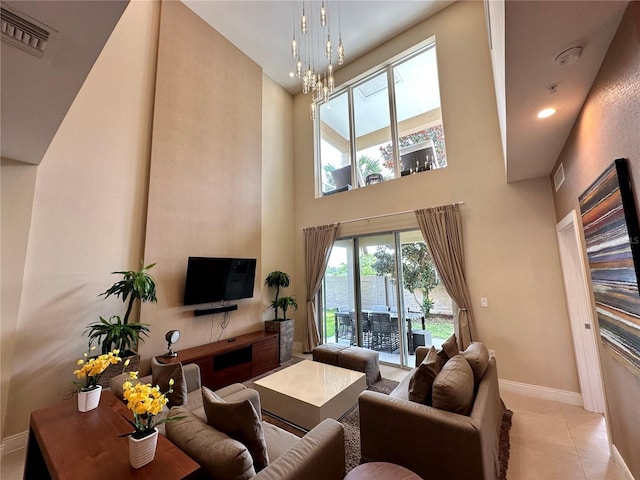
<box><xmin>129</xmin><ymin>428</ymin><xmax>158</xmax><ymax>469</ymax></box>
<box><xmin>77</xmin><ymin>385</ymin><xmax>102</xmax><ymax>412</ymax></box>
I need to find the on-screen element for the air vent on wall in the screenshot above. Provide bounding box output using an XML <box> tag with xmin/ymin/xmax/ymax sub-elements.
<box><xmin>1</xmin><ymin>3</ymin><xmax>53</xmax><ymax>58</ymax></box>
<box><xmin>554</xmin><ymin>163</ymin><xmax>565</xmax><ymax>192</ymax></box>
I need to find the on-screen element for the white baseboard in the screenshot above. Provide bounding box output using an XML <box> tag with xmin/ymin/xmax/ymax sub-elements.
<box><xmin>499</xmin><ymin>379</ymin><xmax>583</xmax><ymax>406</ymax></box>
<box><xmin>612</xmin><ymin>445</ymin><xmax>636</xmax><ymax>480</ymax></box>
<box><xmin>1</xmin><ymin>430</ymin><xmax>28</xmax><ymax>456</ymax></box>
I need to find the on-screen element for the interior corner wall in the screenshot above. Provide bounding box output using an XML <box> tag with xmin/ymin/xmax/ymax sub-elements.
<box><xmin>550</xmin><ymin>2</ymin><xmax>640</xmax><ymax>475</ymax></box>
<box><xmin>0</xmin><ymin>158</ymin><xmax>37</xmax><ymax>441</ymax></box>
<box><xmin>261</xmin><ymin>74</ymin><xmax>295</xmax><ymax>321</ymax></box>
<box><xmin>1</xmin><ymin>0</ymin><xmax>159</xmax><ymax>439</ymax></box>
<box><xmin>140</xmin><ymin>1</ymin><xmax>263</xmax><ymax>359</ymax></box>
<box><xmin>292</xmin><ymin>0</ymin><xmax>579</xmax><ymax>392</ymax></box>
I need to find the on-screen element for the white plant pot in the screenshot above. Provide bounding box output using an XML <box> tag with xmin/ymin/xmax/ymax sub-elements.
<box><xmin>129</xmin><ymin>428</ymin><xmax>158</xmax><ymax>469</ymax></box>
<box><xmin>77</xmin><ymin>385</ymin><xmax>102</xmax><ymax>412</ymax></box>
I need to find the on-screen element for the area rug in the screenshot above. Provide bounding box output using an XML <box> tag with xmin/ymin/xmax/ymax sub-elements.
<box><xmin>244</xmin><ymin>359</ymin><xmax>512</xmax><ymax>476</ymax></box>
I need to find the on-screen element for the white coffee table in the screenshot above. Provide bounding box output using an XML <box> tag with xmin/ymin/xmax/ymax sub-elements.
<box><xmin>253</xmin><ymin>359</ymin><xmax>366</xmax><ymax>430</ymax></box>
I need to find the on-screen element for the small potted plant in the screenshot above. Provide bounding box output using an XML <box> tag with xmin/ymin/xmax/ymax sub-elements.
<box><xmin>264</xmin><ymin>271</ymin><xmax>296</xmax><ymax>363</ymax></box>
<box><xmin>264</xmin><ymin>270</ymin><xmax>290</xmax><ymax>320</ymax></box>
<box><xmin>85</xmin><ymin>262</ymin><xmax>157</xmax><ymax>385</ymax></box>
<box><xmin>120</xmin><ymin>373</ymin><xmax>182</xmax><ymax>469</ymax></box>
<box><xmin>72</xmin><ymin>347</ymin><xmax>123</xmax><ymax>412</ymax></box>
<box><xmin>274</xmin><ymin>296</ymin><xmax>298</xmax><ymax>321</ymax></box>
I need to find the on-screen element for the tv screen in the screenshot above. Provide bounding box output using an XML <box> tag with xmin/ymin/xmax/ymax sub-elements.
<box><xmin>224</xmin><ymin>258</ymin><xmax>256</xmax><ymax>300</ymax></box>
<box><xmin>183</xmin><ymin>257</ymin><xmax>256</xmax><ymax>305</ymax></box>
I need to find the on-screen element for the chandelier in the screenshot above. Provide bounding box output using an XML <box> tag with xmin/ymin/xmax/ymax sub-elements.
<box><xmin>289</xmin><ymin>1</ymin><xmax>345</xmax><ymax>120</ymax></box>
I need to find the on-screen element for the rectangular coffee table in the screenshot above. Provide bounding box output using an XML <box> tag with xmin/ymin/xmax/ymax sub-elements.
<box><xmin>253</xmin><ymin>359</ymin><xmax>366</xmax><ymax>430</ymax></box>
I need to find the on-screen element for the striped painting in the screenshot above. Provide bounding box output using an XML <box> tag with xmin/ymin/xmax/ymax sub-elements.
<box><xmin>579</xmin><ymin>159</ymin><xmax>640</xmax><ymax>372</ymax></box>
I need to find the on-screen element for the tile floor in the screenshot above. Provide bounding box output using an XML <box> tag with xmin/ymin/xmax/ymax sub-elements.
<box><xmin>1</xmin><ymin>362</ymin><xmax>631</xmax><ymax>480</ymax></box>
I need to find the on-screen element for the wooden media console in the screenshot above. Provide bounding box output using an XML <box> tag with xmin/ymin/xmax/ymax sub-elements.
<box><xmin>156</xmin><ymin>331</ymin><xmax>279</xmax><ymax>390</ymax></box>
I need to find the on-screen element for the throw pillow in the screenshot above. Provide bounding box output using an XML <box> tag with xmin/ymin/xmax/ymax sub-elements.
<box><xmin>436</xmin><ymin>333</ymin><xmax>459</xmax><ymax>368</ymax></box>
<box><xmin>408</xmin><ymin>346</ymin><xmax>440</xmax><ymax>404</ymax></box>
<box><xmin>151</xmin><ymin>357</ymin><xmax>188</xmax><ymax>407</ymax></box>
<box><xmin>431</xmin><ymin>355</ymin><xmax>475</xmax><ymax>415</ymax></box>
<box><xmin>460</xmin><ymin>342</ymin><xmax>490</xmax><ymax>386</ymax></box>
<box><xmin>166</xmin><ymin>406</ymin><xmax>255</xmax><ymax>480</ymax></box>
<box><xmin>202</xmin><ymin>386</ymin><xmax>269</xmax><ymax>471</ymax></box>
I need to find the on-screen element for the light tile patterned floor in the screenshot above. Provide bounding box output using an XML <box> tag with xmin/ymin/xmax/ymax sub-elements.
<box><xmin>1</xmin><ymin>361</ymin><xmax>630</xmax><ymax>480</ymax></box>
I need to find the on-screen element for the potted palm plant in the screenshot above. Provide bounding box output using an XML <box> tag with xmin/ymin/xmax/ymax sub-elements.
<box><xmin>85</xmin><ymin>262</ymin><xmax>157</xmax><ymax>385</ymax></box>
<box><xmin>264</xmin><ymin>271</ymin><xmax>296</xmax><ymax>363</ymax></box>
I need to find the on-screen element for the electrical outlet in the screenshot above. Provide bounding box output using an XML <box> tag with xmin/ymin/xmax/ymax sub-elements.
<box><xmin>480</xmin><ymin>297</ymin><xmax>488</xmax><ymax>307</ymax></box>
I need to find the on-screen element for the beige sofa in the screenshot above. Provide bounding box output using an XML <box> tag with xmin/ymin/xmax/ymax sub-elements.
<box><xmin>111</xmin><ymin>363</ymin><xmax>345</xmax><ymax>480</ymax></box>
<box><xmin>359</xmin><ymin>344</ymin><xmax>505</xmax><ymax>480</ymax></box>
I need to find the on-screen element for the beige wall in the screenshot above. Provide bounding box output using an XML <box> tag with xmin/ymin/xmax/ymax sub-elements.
<box><xmin>551</xmin><ymin>2</ymin><xmax>640</xmax><ymax>475</ymax></box>
<box><xmin>261</xmin><ymin>74</ymin><xmax>295</xmax><ymax>320</ymax></box>
<box><xmin>1</xmin><ymin>1</ymin><xmax>160</xmax><ymax>439</ymax></box>
<box><xmin>0</xmin><ymin>0</ymin><xmax>296</xmax><ymax>443</ymax></box>
<box><xmin>140</xmin><ymin>1</ymin><xmax>264</xmax><ymax>360</ymax></box>
<box><xmin>1</xmin><ymin>159</ymin><xmax>37</xmax><ymax>439</ymax></box>
<box><xmin>292</xmin><ymin>1</ymin><xmax>579</xmax><ymax>392</ymax></box>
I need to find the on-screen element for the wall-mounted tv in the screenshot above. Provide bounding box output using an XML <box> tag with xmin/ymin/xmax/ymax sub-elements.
<box><xmin>183</xmin><ymin>257</ymin><xmax>256</xmax><ymax>306</ymax></box>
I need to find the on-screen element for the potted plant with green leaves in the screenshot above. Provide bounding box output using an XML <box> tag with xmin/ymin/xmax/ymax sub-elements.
<box><xmin>264</xmin><ymin>270</ymin><xmax>290</xmax><ymax>320</ymax></box>
<box><xmin>264</xmin><ymin>270</ymin><xmax>296</xmax><ymax>363</ymax></box>
<box><xmin>85</xmin><ymin>262</ymin><xmax>157</xmax><ymax>385</ymax></box>
<box><xmin>274</xmin><ymin>296</ymin><xmax>298</xmax><ymax>320</ymax></box>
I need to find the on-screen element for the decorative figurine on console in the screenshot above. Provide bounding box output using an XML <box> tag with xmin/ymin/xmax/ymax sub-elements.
<box><xmin>164</xmin><ymin>330</ymin><xmax>180</xmax><ymax>358</ymax></box>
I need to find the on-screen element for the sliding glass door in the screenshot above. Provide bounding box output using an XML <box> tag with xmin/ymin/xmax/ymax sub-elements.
<box><xmin>321</xmin><ymin>229</ymin><xmax>455</xmax><ymax>368</ymax></box>
<box><xmin>356</xmin><ymin>234</ymin><xmax>403</xmax><ymax>365</ymax></box>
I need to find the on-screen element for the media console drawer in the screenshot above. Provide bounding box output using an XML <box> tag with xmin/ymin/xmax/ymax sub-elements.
<box><xmin>157</xmin><ymin>331</ymin><xmax>279</xmax><ymax>390</ymax></box>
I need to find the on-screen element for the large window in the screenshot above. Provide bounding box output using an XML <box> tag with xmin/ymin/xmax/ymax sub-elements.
<box><xmin>321</xmin><ymin>229</ymin><xmax>455</xmax><ymax>367</ymax></box>
<box><xmin>317</xmin><ymin>40</ymin><xmax>448</xmax><ymax>197</ymax></box>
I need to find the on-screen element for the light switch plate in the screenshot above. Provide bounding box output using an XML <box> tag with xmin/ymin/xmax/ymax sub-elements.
<box><xmin>480</xmin><ymin>297</ymin><xmax>488</xmax><ymax>307</ymax></box>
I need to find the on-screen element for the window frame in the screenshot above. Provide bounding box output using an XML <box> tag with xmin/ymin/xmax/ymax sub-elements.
<box><xmin>314</xmin><ymin>36</ymin><xmax>443</xmax><ymax>198</ymax></box>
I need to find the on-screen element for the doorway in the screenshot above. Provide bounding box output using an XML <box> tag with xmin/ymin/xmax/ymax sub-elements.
<box><xmin>320</xmin><ymin>229</ymin><xmax>454</xmax><ymax>368</ymax></box>
<box><xmin>556</xmin><ymin>210</ymin><xmax>606</xmax><ymax>413</ymax></box>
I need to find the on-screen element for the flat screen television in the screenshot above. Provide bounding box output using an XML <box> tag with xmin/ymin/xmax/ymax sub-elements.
<box><xmin>183</xmin><ymin>257</ymin><xmax>256</xmax><ymax>305</ymax></box>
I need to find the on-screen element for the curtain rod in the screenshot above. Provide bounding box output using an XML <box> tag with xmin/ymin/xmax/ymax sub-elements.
<box><xmin>301</xmin><ymin>201</ymin><xmax>464</xmax><ymax>230</ymax></box>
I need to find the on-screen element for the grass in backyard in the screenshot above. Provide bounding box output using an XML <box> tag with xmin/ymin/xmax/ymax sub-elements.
<box><xmin>412</xmin><ymin>315</ymin><xmax>454</xmax><ymax>340</ymax></box>
<box><xmin>325</xmin><ymin>310</ymin><xmax>453</xmax><ymax>342</ymax></box>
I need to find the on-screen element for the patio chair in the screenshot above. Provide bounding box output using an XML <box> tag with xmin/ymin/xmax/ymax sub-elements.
<box><xmin>359</xmin><ymin>312</ymin><xmax>373</xmax><ymax>349</ymax></box>
<box><xmin>369</xmin><ymin>312</ymin><xmax>397</xmax><ymax>353</ymax></box>
<box><xmin>337</xmin><ymin>312</ymin><xmax>355</xmax><ymax>345</ymax></box>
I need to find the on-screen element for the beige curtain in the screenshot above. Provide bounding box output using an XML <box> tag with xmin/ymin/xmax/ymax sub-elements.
<box><xmin>302</xmin><ymin>223</ymin><xmax>339</xmax><ymax>352</ymax></box>
<box><xmin>415</xmin><ymin>204</ymin><xmax>476</xmax><ymax>350</ymax></box>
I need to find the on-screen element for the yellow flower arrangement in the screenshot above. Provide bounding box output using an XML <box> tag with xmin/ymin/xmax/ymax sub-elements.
<box><xmin>73</xmin><ymin>347</ymin><xmax>123</xmax><ymax>391</ymax></box>
<box><xmin>121</xmin><ymin>372</ymin><xmax>181</xmax><ymax>439</ymax></box>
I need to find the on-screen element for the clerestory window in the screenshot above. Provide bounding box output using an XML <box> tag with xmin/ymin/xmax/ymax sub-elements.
<box><xmin>316</xmin><ymin>39</ymin><xmax>448</xmax><ymax>197</ymax></box>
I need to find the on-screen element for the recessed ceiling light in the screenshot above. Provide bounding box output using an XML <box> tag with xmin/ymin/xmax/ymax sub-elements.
<box><xmin>537</xmin><ymin>108</ymin><xmax>556</xmax><ymax>119</ymax></box>
<box><xmin>288</xmin><ymin>71</ymin><xmax>295</xmax><ymax>78</ymax></box>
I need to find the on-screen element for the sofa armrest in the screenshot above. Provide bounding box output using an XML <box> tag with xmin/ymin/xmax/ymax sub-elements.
<box><xmin>359</xmin><ymin>391</ymin><xmax>484</xmax><ymax>479</ymax></box>
<box><xmin>253</xmin><ymin>419</ymin><xmax>345</xmax><ymax>480</ymax></box>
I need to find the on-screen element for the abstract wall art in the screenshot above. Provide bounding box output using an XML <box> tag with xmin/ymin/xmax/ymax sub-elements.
<box><xmin>579</xmin><ymin>158</ymin><xmax>640</xmax><ymax>372</ymax></box>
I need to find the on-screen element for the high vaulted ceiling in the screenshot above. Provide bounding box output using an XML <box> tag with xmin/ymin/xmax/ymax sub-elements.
<box><xmin>1</xmin><ymin>0</ymin><xmax>630</xmax><ymax>181</ymax></box>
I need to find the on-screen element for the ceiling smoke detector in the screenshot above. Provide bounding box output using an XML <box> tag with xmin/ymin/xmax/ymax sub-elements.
<box><xmin>553</xmin><ymin>46</ymin><xmax>583</xmax><ymax>66</ymax></box>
